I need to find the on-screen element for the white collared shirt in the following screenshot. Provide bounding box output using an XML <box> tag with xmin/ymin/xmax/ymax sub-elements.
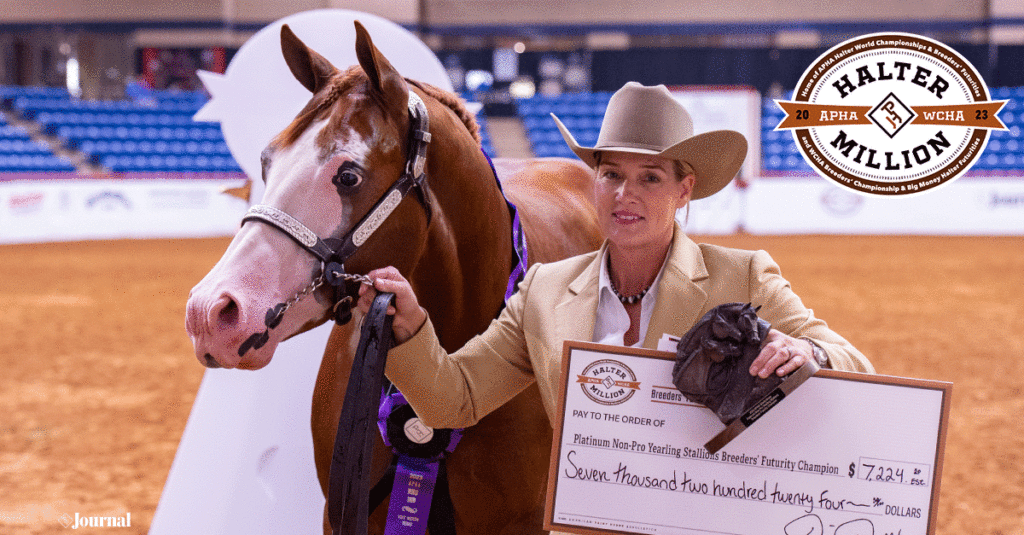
<box><xmin>592</xmin><ymin>247</ymin><xmax>670</xmax><ymax>348</ymax></box>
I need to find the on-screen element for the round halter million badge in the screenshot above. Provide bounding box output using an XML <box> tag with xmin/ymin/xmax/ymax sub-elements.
<box><xmin>577</xmin><ymin>359</ymin><xmax>641</xmax><ymax>406</ymax></box>
<box><xmin>776</xmin><ymin>33</ymin><xmax>1007</xmax><ymax>196</ymax></box>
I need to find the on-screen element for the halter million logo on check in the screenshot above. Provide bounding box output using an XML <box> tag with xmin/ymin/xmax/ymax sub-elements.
<box><xmin>577</xmin><ymin>359</ymin><xmax>641</xmax><ymax>405</ymax></box>
<box><xmin>776</xmin><ymin>33</ymin><xmax>1007</xmax><ymax>196</ymax></box>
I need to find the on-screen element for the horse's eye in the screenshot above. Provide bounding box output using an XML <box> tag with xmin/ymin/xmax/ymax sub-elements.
<box><xmin>332</xmin><ymin>168</ymin><xmax>362</xmax><ymax>189</ymax></box>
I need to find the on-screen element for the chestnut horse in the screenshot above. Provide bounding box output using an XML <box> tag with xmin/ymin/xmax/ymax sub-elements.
<box><xmin>185</xmin><ymin>22</ymin><xmax>602</xmax><ymax>534</ymax></box>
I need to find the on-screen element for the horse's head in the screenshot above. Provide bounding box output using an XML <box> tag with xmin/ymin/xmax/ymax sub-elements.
<box><xmin>186</xmin><ymin>22</ymin><xmax>446</xmax><ymax>369</ymax></box>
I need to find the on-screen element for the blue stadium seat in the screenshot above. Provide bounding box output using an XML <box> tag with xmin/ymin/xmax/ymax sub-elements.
<box><xmin>979</xmin><ymin>153</ymin><xmax>1000</xmax><ymax>169</ymax></box>
<box><xmin>576</xmin><ymin>130</ymin><xmax>599</xmax><ymax>145</ymax></box>
<box><xmin>763</xmin><ymin>155</ymin><xmax>783</xmax><ymax>171</ymax></box>
<box><xmin>0</xmin><ymin>153</ymin><xmax>75</xmax><ymax>172</ymax></box>
<box><xmin>0</xmin><ymin>125</ymin><xmax>31</xmax><ymax>140</ymax></box>
<box><xmin>521</xmin><ymin>116</ymin><xmax>546</xmax><ymax>130</ymax></box>
<box><xmin>535</xmin><ymin>144</ymin><xmax>555</xmax><ymax>157</ymax></box>
<box><xmin>0</xmin><ymin>85</ymin><xmax>231</xmax><ymax>173</ymax></box>
<box><xmin>783</xmin><ymin>155</ymin><xmax>810</xmax><ymax>171</ymax></box>
<box><xmin>558</xmin><ymin>116</ymin><xmax>580</xmax><ymax>130</ymax></box>
<box><xmin>997</xmin><ymin>153</ymin><xmax>1018</xmax><ymax>169</ymax></box>
<box><xmin>516</xmin><ymin>101</ymin><xmax>536</xmax><ymax>116</ymax></box>
<box><xmin>581</xmin><ymin>116</ymin><xmax>600</xmax><ymax>129</ymax></box>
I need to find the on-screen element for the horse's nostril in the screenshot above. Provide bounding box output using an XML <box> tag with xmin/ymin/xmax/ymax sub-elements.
<box><xmin>203</xmin><ymin>353</ymin><xmax>221</xmax><ymax>368</ymax></box>
<box><xmin>213</xmin><ymin>295</ymin><xmax>240</xmax><ymax>329</ymax></box>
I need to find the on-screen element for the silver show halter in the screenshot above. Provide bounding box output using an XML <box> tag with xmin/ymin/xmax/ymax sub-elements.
<box><xmin>241</xmin><ymin>91</ymin><xmax>432</xmax><ymax>326</ymax></box>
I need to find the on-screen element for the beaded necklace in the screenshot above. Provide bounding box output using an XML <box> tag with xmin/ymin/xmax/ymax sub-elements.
<box><xmin>607</xmin><ymin>257</ymin><xmax>654</xmax><ymax>306</ymax></box>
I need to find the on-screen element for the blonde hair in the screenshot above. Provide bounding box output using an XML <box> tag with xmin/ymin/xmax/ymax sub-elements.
<box><xmin>594</xmin><ymin>151</ymin><xmax>694</xmax><ymax>182</ymax></box>
<box><xmin>674</xmin><ymin>160</ymin><xmax>695</xmax><ymax>182</ymax></box>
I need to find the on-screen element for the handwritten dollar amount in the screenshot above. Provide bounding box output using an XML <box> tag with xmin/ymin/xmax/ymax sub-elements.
<box><xmin>849</xmin><ymin>458</ymin><xmax>930</xmax><ymax>486</ymax></box>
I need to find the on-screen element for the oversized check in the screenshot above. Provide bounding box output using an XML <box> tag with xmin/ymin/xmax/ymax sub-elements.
<box><xmin>544</xmin><ymin>341</ymin><xmax>951</xmax><ymax>535</ymax></box>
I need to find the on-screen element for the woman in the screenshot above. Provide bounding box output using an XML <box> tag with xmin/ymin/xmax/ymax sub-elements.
<box><xmin>358</xmin><ymin>82</ymin><xmax>874</xmax><ymax>432</ymax></box>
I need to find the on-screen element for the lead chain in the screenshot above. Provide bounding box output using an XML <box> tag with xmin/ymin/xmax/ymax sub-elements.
<box><xmin>271</xmin><ymin>271</ymin><xmax>327</xmax><ymax>325</ymax></box>
<box><xmin>268</xmin><ymin>267</ymin><xmax>374</xmax><ymax>327</ymax></box>
<box><xmin>331</xmin><ymin>270</ymin><xmax>374</xmax><ymax>286</ymax></box>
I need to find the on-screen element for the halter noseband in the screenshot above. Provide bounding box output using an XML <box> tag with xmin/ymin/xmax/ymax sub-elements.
<box><xmin>241</xmin><ymin>90</ymin><xmax>433</xmax><ymax>325</ymax></box>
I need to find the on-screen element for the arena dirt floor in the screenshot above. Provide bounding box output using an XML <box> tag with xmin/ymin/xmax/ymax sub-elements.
<box><xmin>1</xmin><ymin>233</ymin><xmax>1022</xmax><ymax>535</ymax></box>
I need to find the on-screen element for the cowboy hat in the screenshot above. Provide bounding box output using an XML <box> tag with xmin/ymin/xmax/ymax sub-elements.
<box><xmin>551</xmin><ymin>82</ymin><xmax>747</xmax><ymax>200</ymax></box>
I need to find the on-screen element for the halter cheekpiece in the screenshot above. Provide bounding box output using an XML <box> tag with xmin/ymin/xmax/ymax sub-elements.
<box><xmin>240</xmin><ymin>90</ymin><xmax>433</xmax><ymax>326</ymax></box>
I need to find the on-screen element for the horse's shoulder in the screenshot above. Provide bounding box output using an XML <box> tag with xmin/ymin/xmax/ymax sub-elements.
<box><xmin>489</xmin><ymin>157</ymin><xmax>602</xmax><ymax>262</ymax></box>
<box><xmin>493</xmin><ymin>157</ymin><xmax>593</xmax><ymax>195</ymax></box>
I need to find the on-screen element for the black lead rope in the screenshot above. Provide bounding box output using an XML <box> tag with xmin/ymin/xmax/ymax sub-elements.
<box><xmin>328</xmin><ymin>292</ymin><xmax>396</xmax><ymax>535</ymax></box>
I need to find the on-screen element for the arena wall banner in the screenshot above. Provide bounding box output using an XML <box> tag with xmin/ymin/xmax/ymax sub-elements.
<box><xmin>0</xmin><ymin>178</ymin><xmax>248</xmax><ymax>244</ymax></box>
<box><xmin>744</xmin><ymin>177</ymin><xmax>1024</xmax><ymax>235</ymax></box>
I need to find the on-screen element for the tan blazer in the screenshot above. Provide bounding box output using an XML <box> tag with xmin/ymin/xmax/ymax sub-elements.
<box><xmin>385</xmin><ymin>223</ymin><xmax>874</xmax><ymax>430</ymax></box>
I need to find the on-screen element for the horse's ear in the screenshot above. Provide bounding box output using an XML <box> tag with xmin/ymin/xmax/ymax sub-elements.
<box><xmin>354</xmin><ymin>21</ymin><xmax>408</xmax><ymax>106</ymax></box>
<box><xmin>280</xmin><ymin>24</ymin><xmax>338</xmax><ymax>94</ymax></box>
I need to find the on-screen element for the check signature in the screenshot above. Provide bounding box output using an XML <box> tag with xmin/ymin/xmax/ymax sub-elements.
<box><xmin>785</xmin><ymin>514</ymin><xmax>876</xmax><ymax>535</ymax></box>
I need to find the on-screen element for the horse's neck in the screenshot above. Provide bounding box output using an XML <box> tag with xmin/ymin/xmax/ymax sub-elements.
<box><xmin>410</xmin><ymin>119</ymin><xmax>513</xmax><ymax>350</ymax></box>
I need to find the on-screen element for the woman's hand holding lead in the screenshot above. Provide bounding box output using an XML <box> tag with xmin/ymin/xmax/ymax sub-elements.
<box><xmin>356</xmin><ymin>266</ymin><xmax>427</xmax><ymax>344</ymax></box>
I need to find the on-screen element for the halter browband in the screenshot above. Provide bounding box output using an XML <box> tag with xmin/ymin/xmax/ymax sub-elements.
<box><xmin>241</xmin><ymin>91</ymin><xmax>433</xmax><ymax>323</ymax></box>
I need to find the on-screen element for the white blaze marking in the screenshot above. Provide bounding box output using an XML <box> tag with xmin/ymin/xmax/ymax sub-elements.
<box><xmin>262</xmin><ymin>111</ymin><xmax>376</xmax><ymax>238</ymax></box>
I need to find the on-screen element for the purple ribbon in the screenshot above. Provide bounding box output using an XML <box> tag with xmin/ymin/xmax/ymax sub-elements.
<box><xmin>504</xmin><ymin>208</ymin><xmax>528</xmax><ymax>300</ymax></box>
<box><xmin>379</xmin><ymin>390</ymin><xmax>462</xmax><ymax>535</ymax></box>
<box><xmin>384</xmin><ymin>457</ymin><xmax>439</xmax><ymax>535</ymax></box>
<box><xmin>378</xmin><ymin>391</ymin><xmax>463</xmax><ymax>458</ymax></box>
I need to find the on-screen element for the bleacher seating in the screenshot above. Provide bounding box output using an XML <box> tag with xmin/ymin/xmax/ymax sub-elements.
<box><xmin>0</xmin><ymin>110</ymin><xmax>76</xmax><ymax>172</ymax></box>
<box><xmin>0</xmin><ymin>85</ymin><xmax>241</xmax><ymax>174</ymax></box>
<box><xmin>2</xmin><ymin>83</ymin><xmax>1023</xmax><ymax>176</ymax></box>
<box><xmin>475</xmin><ymin>113</ymin><xmax>497</xmax><ymax>158</ymax></box>
<box><xmin>0</xmin><ymin>85</ymin><xmax>71</xmax><ymax>109</ymax></box>
<box><xmin>516</xmin><ymin>92</ymin><xmax>612</xmax><ymax>158</ymax></box>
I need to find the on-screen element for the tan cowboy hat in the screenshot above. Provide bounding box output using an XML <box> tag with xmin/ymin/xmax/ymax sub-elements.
<box><xmin>551</xmin><ymin>82</ymin><xmax>747</xmax><ymax>200</ymax></box>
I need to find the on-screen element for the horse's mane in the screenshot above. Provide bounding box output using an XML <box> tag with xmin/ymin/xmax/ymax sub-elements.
<box><xmin>274</xmin><ymin>65</ymin><xmax>481</xmax><ymax>148</ymax></box>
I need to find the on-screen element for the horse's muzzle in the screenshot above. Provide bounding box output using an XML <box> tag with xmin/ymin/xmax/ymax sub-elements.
<box><xmin>201</xmin><ymin>353</ymin><xmax>222</xmax><ymax>369</ymax></box>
